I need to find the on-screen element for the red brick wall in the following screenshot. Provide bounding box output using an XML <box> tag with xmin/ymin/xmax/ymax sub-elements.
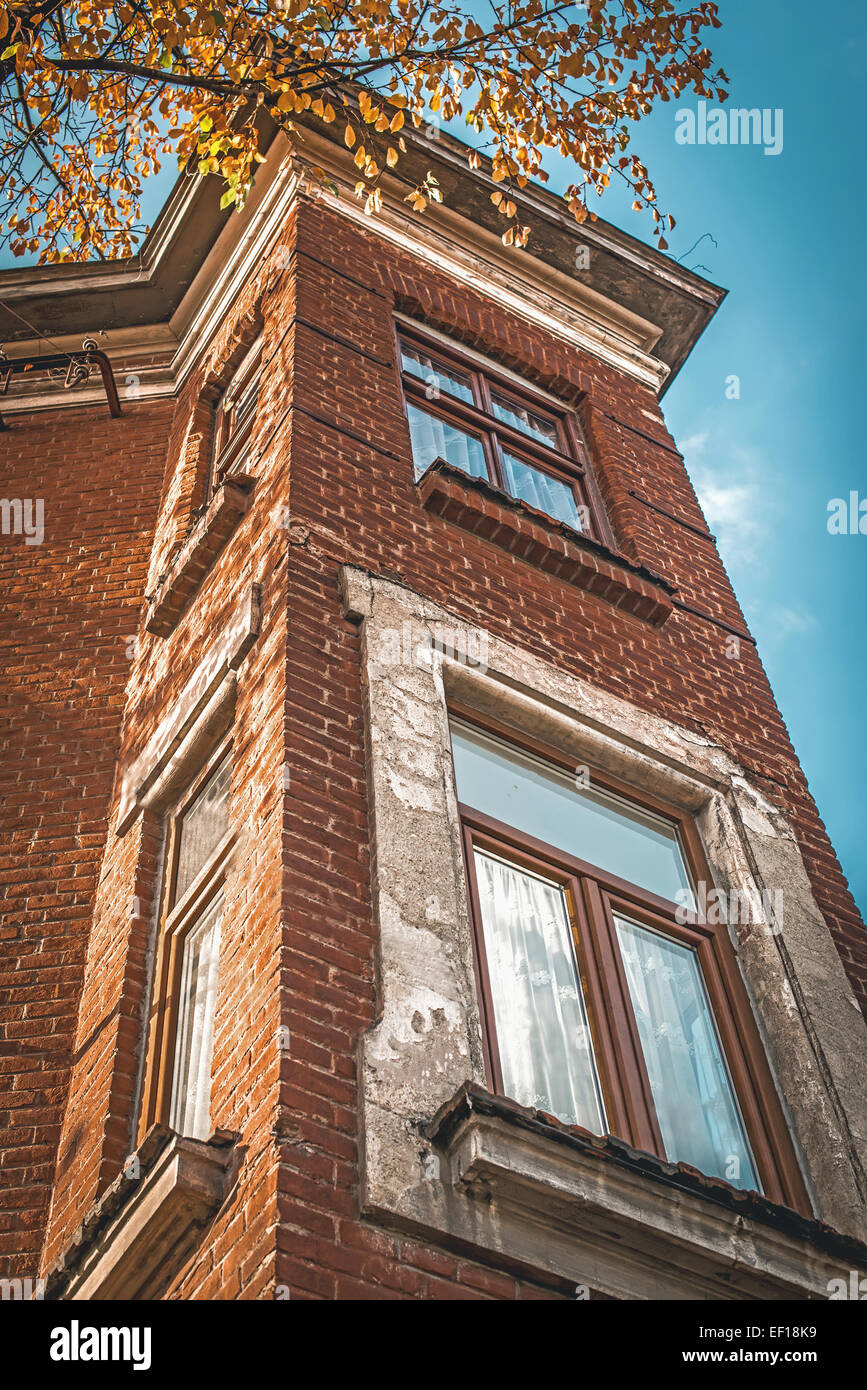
<box><xmin>0</xmin><ymin>402</ymin><xmax>171</xmax><ymax>1278</ymax></box>
<box><xmin>282</xmin><ymin>195</ymin><xmax>866</xmax><ymax>1016</ymax></box>
<box><xmin>2</xmin><ymin>190</ymin><xmax>864</xmax><ymax>1297</ymax></box>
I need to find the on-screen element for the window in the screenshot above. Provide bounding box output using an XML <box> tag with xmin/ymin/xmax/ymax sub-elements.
<box><xmin>138</xmin><ymin>743</ymin><xmax>233</xmax><ymax>1143</ymax></box>
<box><xmin>209</xmin><ymin>336</ymin><xmax>263</xmax><ymax>497</ymax></box>
<box><xmin>397</xmin><ymin>324</ymin><xmax>608</xmax><ymax>538</ymax></box>
<box><xmin>451</xmin><ymin>716</ymin><xmax>804</xmax><ymax>1206</ymax></box>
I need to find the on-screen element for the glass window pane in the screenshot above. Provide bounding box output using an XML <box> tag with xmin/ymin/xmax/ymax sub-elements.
<box><xmin>406</xmin><ymin>403</ymin><xmax>489</xmax><ymax>482</ymax></box>
<box><xmin>451</xmin><ymin>724</ymin><xmax>694</xmax><ymax>909</ymax></box>
<box><xmin>170</xmin><ymin>891</ymin><xmax>223</xmax><ymax>1140</ymax></box>
<box><xmin>615</xmin><ymin>916</ymin><xmax>758</xmax><ymax>1190</ymax></box>
<box><xmin>491</xmin><ymin>392</ymin><xmax>559</xmax><ymax>447</ymax></box>
<box><xmin>400</xmin><ymin>342</ymin><xmax>475</xmax><ymax>404</ymax></box>
<box><xmin>502</xmin><ymin>452</ymin><xmax>583</xmax><ymax>529</ymax></box>
<box><xmin>475</xmin><ymin>850</ymin><xmax>605</xmax><ymax>1131</ymax></box>
<box><xmin>174</xmin><ymin>754</ymin><xmax>232</xmax><ymax>904</ymax></box>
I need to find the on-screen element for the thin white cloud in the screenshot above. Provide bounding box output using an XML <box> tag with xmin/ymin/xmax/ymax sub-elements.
<box><xmin>772</xmin><ymin>605</ymin><xmax>818</xmax><ymax>635</ymax></box>
<box><xmin>693</xmin><ymin>469</ymin><xmax>767</xmax><ymax>568</ymax></box>
<box><xmin>679</xmin><ymin>432</ymin><xmax>776</xmax><ymax>571</ymax></box>
<box><xmin>680</xmin><ymin>431</ymin><xmax>710</xmax><ymax>457</ymax></box>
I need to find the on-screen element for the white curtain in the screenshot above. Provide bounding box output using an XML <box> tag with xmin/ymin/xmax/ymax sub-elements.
<box><xmin>474</xmin><ymin>851</ymin><xmax>605</xmax><ymax>1132</ymax></box>
<box><xmin>400</xmin><ymin>345</ymin><xmax>474</xmax><ymax>404</ymax></box>
<box><xmin>615</xmin><ymin>916</ymin><xmax>757</xmax><ymax>1189</ymax></box>
<box><xmin>170</xmin><ymin>892</ymin><xmax>223</xmax><ymax>1140</ymax></box>
<box><xmin>502</xmin><ymin>453</ymin><xmax>582</xmax><ymax>529</ymax></box>
<box><xmin>407</xmin><ymin>403</ymin><xmax>488</xmax><ymax>481</ymax></box>
<box><xmin>491</xmin><ymin>395</ymin><xmax>558</xmax><ymax>447</ymax></box>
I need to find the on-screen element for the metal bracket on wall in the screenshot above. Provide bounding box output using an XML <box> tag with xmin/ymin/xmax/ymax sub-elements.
<box><xmin>0</xmin><ymin>337</ymin><xmax>122</xmax><ymax>428</ymax></box>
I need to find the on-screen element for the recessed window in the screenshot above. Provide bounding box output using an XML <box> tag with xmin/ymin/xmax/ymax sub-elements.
<box><xmin>209</xmin><ymin>336</ymin><xmax>262</xmax><ymax>496</ymax></box>
<box><xmin>139</xmin><ymin>744</ymin><xmax>233</xmax><ymax>1143</ymax></box>
<box><xmin>451</xmin><ymin>717</ymin><xmax>802</xmax><ymax>1204</ymax></box>
<box><xmin>397</xmin><ymin>324</ymin><xmax>607</xmax><ymax>539</ymax></box>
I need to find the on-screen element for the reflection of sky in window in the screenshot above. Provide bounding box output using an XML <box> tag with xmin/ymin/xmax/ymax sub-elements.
<box><xmin>451</xmin><ymin>723</ymin><xmax>695</xmax><ymax>909</ymax></box>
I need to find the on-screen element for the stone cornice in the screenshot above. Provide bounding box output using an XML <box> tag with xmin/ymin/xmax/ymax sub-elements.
<box><xmin>0</xmin><ymin>116</ymin><xmax>725</xmax><ymax>421</ymax></box>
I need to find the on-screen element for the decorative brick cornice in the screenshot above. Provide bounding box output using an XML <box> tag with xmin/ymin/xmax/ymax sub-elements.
<box><xmin>145</xmin><ymin>474</ymin><xmax>255</xmax><ymax>637</ymax></box>
<box><xmin>416</xmin><ymin>459</ymin><xmax>675</xmax><ymax>628</ymax></box>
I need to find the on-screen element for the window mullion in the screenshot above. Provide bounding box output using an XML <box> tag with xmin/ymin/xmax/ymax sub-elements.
<box><xmin>564</xmin><ymin>873</ymin><xmax>629</xmax><ymax>1143</ymax></box>
<box><xmin>581</xmin><ymin>876</ymin><xmax>665</xmax><ymax>1156</ymax></box>
<box><xmin>487</xmin><ymin>431</ymin><xmax>506</xmax><ymax>490</ymax></box>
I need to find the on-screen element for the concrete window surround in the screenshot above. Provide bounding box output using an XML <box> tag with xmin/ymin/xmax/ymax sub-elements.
<box><xmin>339</xmin><ymin>565</ymin><xmax>867</xmax><ymax>1297</ymax></box>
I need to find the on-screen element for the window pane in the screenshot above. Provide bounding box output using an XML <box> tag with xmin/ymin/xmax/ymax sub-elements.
<box><xmin>406</xmin><ymin>403</ymin><xmax>489</xmax><ymax>482</ymax></box>
<box><xmin>174</xmin><ymin>754</ymin><xmax>232</xmax><ymax>904</ymax></box>
<box><xmin>475</xmin><ymin>850</ymin><xmax>605</xmax><ymax>1131</ymax></box>
<box><xmin>615</xmin><ymin>916</ymin><xmax>758</xmax><ymax>1190</ymax></box>
<box><xmin>502</xmin><ymin>452</ymin><xmax>583</xmax><ymax>529</ymax></box>
<box><xmin>451</xmin><ymin>724</ymin><xmax>694</xmax><ymax>908</ymax></box>
<box><xmin>170</xmin><ymin>891</ymin><xmax>223</xmax><ymax>1140</ymax></box>
<box><xmin>400</xmin><ymin>342</ymin><xmax>475</xmax><ymax>404</ymax></box>
<box><xmin>216</xmin><ymin>342</ymin><xmax>262</xmax><ymax>478</ymax></box>
<box><xmin>491</xmin><ymin>392</ymin><xmax>559</xmax><ymax>447</ymax></box>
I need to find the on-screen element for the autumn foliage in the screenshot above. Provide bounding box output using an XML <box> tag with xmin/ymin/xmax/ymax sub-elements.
<box><xmin>0</xmin><ymin>0</ymin><xmax>727</xmax><ymax>263</ymax></box>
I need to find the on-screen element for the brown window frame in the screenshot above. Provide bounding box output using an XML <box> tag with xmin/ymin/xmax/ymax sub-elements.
<box><xmin>137</xmin><ymin>736</ymin><xmax>234</xmax><ymax>1145</ymax></box>
<box><xmin>207</xmin><ymin>335</ymin><xmax>263</xmax><ymax>502</ymax></box>
<box><xmin>396</xmin><ymin>322</ymin><xmax>613</xmax><ymax>546</ymax></box>
<box><xmin>451</xmin><ymin>707</ymin><xmax>810</xmax><ymax>1214</ymax></box>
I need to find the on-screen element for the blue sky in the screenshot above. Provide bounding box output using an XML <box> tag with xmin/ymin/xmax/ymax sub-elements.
<box><xmin>581</xmin><ymin>0</ymin><xmax>867</xmax><ymax>920</ymax></box>
<box><xmin>482</xmin><ymin>0</ymin><xmax>867</xmax><ymax>918</ymax></box>
<box><xmin>6</xmin><ymin>1</ymin><xmax>863</xmax><ymax>916</ymax></box>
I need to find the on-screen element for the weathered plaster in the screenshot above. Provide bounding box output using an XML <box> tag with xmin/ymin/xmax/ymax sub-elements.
<box><xmin>340</xmin><ymin>565</ymin><xmax>867</xmax><ymax>1292</ymax></box>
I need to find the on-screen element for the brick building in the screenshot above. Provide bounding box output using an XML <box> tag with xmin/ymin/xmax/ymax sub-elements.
<box><xmin>1</xmin><ymin>117</ymin><xmax>866</xmax><ymax>1301</ymax></box>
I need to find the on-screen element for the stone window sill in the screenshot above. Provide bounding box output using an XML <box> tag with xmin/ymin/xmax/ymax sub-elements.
<box><xmin>423</xmin><ymin>1084</ymin><xmax>867</xmax><ymax>1300</ymax></box>
<box><xmin>45</xmin><ymin>1126</ymin><xmax>236</xmax><ymax>1301</ymax></box>
<box><xmin>416</xmin><ymin>459</ymin><xmax>674</xmax><ymax>628</ymax></box>
<box><xmin>146</xmin><ymin>475</ymin><xmax>255</xmax><ymax>638</ymax></box>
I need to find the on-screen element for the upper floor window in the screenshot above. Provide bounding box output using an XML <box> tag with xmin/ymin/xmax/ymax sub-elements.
<box><xmin>450</xmin><ymin>717</ymin><xmax>805</xmax><ymax>1208</ymax></box>
<box><xmin>139</xmin><ymin>742</ymin><xmax>233</xmax><ymax>1143</ymax></box>
<box><xmin>397</xmin><ymin>324</ymin><xmax>607</xmax><ymax>539</ymax></box>
<box><xmin>209</xmin><ymin>336</ymin><xmax>263</xmax><ymax>496</ymax></box>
